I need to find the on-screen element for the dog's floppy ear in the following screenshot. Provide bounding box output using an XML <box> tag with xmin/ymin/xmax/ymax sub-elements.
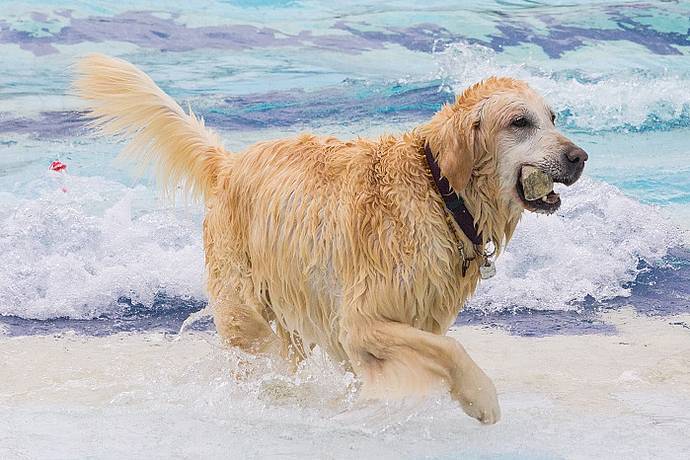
<box><xmin>427</xmin><ymin>106</ymin><xmax>479</xmax><ymax>192</ymax></box>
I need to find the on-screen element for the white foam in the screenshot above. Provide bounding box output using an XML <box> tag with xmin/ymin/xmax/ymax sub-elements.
<box><xmin>470</xmin><ymin>177</ymin><xmax>681</xmax><ymax>311</ymax></box>
<box><xmin>435</xmin><ymin>43</ymin><xmax>690</xmax><ymax>132</ymax></box>
<box><xmin>0</xmin><ymin>173</ymin><xmax>205</xmax><ymax>320</ymax></box>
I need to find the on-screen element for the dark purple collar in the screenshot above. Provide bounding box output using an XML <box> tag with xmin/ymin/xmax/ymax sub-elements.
<box><xmin>424</xmin><ymin>143</ymin><xmax>482</xmax><ymax>246</ymax></box>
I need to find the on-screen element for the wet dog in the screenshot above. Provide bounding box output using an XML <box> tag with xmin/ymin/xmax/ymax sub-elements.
<box><xmin>74</xmin><ymin>54</ymin><xmax>586</xmax><ymax>424</ymax></box>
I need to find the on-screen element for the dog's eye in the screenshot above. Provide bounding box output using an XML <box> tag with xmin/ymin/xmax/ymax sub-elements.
<box><xmin>511</xmin><ymin>116</ymin><xmax>529</xmax><ymax>128</ymax></box>
<box><xmin>550</xmin><ymin>112</ymin><xmax>556</xmax><ymax>124</ymax></box>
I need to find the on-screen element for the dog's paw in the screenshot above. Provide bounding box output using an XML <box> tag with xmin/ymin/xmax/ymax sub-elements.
<box><xmin>461</xmin><ymin>392</ymin><xmax>501</xmax><ymax>425</ymax></box>
<box><xmin>454</xmin><ymin>367</ymin><xmax>501</xmax><ymax>425</ymax></box>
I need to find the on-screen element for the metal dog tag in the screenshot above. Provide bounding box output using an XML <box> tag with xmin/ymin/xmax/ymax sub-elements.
<box><xmin>479</xmin><ymin>258</ymin><xmax>496</xmax><ymax>280</ymax></box>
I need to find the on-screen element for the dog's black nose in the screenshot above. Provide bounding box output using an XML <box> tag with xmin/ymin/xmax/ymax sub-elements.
<box><xmin>565</xmin><ymin>146</ymin><xmax>588</xmax><ymax>164</ymax></box>
<box><xmin>559</xmin><ymin>144</ymin><xmax>587</xmax><ymax>185</ymax></box>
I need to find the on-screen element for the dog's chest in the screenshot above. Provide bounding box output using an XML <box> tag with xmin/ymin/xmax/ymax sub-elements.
<box><xmin>396</xmin><ymin>245</ymin><xmax>479</xmax><ymax>333</ymax></box>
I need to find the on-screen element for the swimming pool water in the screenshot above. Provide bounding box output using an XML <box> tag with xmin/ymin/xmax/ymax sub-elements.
<box><xmin>1</xmin><ymin>0</ymin><xmax>689</xmax><ymax>334</ymax></box>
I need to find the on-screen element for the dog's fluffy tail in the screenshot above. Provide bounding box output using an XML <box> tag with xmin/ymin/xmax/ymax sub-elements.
<box><xmin>73</xmin><ymin>53</ymin><xmax>226</xmax><ymax>200</ymax></box>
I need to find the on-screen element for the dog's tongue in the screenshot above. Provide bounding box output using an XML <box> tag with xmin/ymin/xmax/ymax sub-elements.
<box><xmin>542</xmin><ymin>190</ymin><xmax>560</xmax><ymax>204</ymax></box>
<box><xmin>521</xmin><ymin>166</ymin><xmax>554</xmax><ymax>201</ymax></box>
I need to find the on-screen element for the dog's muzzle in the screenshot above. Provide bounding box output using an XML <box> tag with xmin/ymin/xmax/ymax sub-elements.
<box><xmin>516</xmin><ymin>143</ymin><xmax>588</xmax><ymax>214</ymax></box>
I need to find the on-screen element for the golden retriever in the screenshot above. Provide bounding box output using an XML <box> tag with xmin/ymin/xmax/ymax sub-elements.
<box><xmin>74</xmin><ymin>54</ymin><xmax>587</xmax><ymax>424</ymax></box>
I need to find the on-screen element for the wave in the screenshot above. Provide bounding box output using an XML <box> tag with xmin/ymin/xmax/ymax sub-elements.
<box><xmin>0</xmin><ymin>174</ymin><xmax>205</xmax><ymax>320</ymax></box>
<box><xmin>0</xmin><ymin>170</ymin><xmax>682</xmax><ymax>321</ymax></box>
<box><xmin>435</xmin><ymin>43</ymin><xmax>690</xmax><ymax>134</ymax></box>
<box><xmin>468</xmin><ymin>177</ymin><xmax>682</xmax><ymax>312</ymax></box>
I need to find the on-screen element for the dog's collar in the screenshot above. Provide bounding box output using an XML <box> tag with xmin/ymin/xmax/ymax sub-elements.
<box><xmin>423</xmin><ymin>143</ymin><xmax>482</xmax><ymax>246</ymax></box>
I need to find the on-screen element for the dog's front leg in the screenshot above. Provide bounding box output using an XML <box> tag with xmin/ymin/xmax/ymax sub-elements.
<box><xmin>341</xmin><ymin>317</ymin><xmax>500</xmax><ymax>424</ymax></box>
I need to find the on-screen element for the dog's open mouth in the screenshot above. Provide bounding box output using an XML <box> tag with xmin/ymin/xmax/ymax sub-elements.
<box><xmin>516</xmin><ymin>165</ymin><xmax>562</xmax><ymax>214</ymax></box>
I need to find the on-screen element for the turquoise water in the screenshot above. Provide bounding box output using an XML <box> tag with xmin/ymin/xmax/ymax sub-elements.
<box><xmin>0</xmin><ymin>1</ymin><xmax>689</xmax><ymax>328</ymax></box>
<box><xmin>2</xmin><ymin>3</ymin><xmax>690</xmax><ymax>459</ymax></box>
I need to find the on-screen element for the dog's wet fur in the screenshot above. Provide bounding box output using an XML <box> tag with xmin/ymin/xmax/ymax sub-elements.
<box><xmin>74</xmin><ymin>54</ymin><xmax>586</xmax><ymax>424</ymax></box>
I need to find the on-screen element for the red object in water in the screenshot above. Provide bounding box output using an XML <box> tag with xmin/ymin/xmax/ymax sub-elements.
<box><xmin>50</xmin><ymin>160</ymin><xmax>67</xmax><ymax>172</ymax></box>
<box><xmin>49</xmin><ymin>160</ymin><xmax>69</xmax><ymax>192</ymax></box>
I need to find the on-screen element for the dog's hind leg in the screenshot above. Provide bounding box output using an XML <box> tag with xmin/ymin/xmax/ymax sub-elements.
<box><xmin>212</xmin><ymin>276</ymin><xmax>281</xmax><ymax>356</ymax></box>
<box><xmin>341</xmin><ymin>317</ymin><xmax>500</xmax><ymax>424</ymax></box>
<box><xmin>213</xmin><ymin>297</ymin><xmax>280</xmax><ymax>356</ymax></box>
<box><xmin>210</xmin><ymin>279</ymin><xmax>310</xmax><ymax>368</ymax></box>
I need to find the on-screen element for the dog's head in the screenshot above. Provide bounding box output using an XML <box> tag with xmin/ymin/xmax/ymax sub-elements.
<box><xmin>424</xmin><ymin>77</ymin><xmax>587</xmax><ymax>216</ymax></box>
